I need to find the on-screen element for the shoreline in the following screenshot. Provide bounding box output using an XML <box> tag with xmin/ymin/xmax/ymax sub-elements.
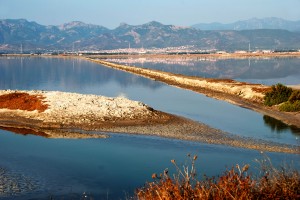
<box><xmin>2</xmin><ymin>51</ymin><xmax>300</xmax><ymax>60</ymax></box>
<box><xmin>86</xmin><ymin>58</ymin><xmax>300</xmax><ymax>129</ymax></box>
<box><xmin>0</xmin><ymin>90</ymin><xmax>299</xmax><ymax>154</ymax></box>
<box><xmin>85</xmin><ymin>51</ymin><xmax>300</xmax><ymax>59</ymax></box>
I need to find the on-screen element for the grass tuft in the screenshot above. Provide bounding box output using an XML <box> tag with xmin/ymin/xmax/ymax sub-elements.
<box><xmin>134</xmin><ymin>154</ymin><xmax>300</xmax><ymax>200</ymax></box>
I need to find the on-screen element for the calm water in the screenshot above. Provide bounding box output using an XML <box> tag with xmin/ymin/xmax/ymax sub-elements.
<box><xmin>0</xmin><ymin>57</ymin><xmax>299</xmax><ymax>199</ymax></box>
<box><xmin>108</xmin><ymin>57</ymin><xmax>300</xmax><ymax>85</ymax></box>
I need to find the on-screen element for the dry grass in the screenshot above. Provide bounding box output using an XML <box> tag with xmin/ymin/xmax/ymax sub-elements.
<box><xmin>252</xmin><ymin>87</ymin><xmax>272</xmax><ymax>94</ymax></box>
<box><xmin>134</xmin><ymin>154</ymin><xmax>300</xmax><ymax>200</ymax></box>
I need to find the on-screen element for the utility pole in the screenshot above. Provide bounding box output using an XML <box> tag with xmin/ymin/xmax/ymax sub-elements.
<box><xmin>128</xmin><ymin>42</ymin><xmax>131</xmax><ymax>54</ymax></box>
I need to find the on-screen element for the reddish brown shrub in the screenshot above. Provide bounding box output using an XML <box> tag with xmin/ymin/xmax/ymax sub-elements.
<box><xmin>0</xmin><ymin>92</ymin><xmax>48</xmax><ymax>112</ymax></box>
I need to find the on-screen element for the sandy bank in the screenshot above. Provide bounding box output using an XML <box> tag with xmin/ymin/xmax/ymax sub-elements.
<box><xmin>87</xmin><ymin>58</ymin><xmax>300</xmax><ymax>129</ymax></box>
<box><xmin>289</xmin><ymin>84</ymin><xmax>300</xmax><ymax>90</ymax></box>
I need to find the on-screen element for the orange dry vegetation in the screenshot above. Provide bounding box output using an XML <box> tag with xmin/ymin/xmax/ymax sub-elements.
<box><xmin>135</xmin><ymin>156</ymin><xmax>300</xmax><ymax>200</ymax></box>
<box><xmin>206</xmin><ymin>78</ymin><xmax>236</xmax><ymax>83</ymax></box>
<box><xmin>252</xmin><ymin>87</ymin><xmax>272</xmax><ymax>94</ymax></box>
<box><xmin>0</xmin><ymin>92</ymin><xmax>48</xmax><ymax>112</ymax></box>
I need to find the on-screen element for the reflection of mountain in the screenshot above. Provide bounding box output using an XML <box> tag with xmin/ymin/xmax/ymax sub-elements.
<box><xmin>108</xmin><ymin>58</ymin><xmax>300</xmax><ymax>81</ymax></box>
<box><xmin>237</xmin><ymin>59</ymin><xmax>300</xmax><ymax>79</ymax></box>
<box><xmin>0</xmin><ymin>57</ymin><xmax>162</xmax><ymax>91</ymax></box>
<box><xmin>108</xmin><ymin>58</ymin><xmax>249</xmax><ymax>78</ymax></box>
<box><xmin>193</xmin><ymin>17</ymin><xmax>300</xmax><ymax>32</ymax></box>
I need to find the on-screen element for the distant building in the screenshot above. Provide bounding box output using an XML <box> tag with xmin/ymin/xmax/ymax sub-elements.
<box><xmin>234</xmin><ymin>50</ymin><xmax>248</xmax><ymax>54</ymax></box>
<box><xmin>262</xmin><ymin>50</ymin><xmax>272</xmax><ymax>53</ymax></box>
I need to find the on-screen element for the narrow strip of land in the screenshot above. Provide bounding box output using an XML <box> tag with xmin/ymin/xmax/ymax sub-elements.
<box><xmin>86</xmin><ymin>58</ymin><xmax>300</xmax><ymax>129</ymax></box>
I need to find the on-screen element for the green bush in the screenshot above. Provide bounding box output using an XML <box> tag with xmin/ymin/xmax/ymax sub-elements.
<box><xmin>279</xmin><ymin>100</ymin><xmax>300</xmax><ymax>112</ymax></box>
<box><xmin>288</xmin><ymin>90</ymin><xmax>300</xmax><ymax>103</ymax></box>
<box><xmin>264</xmin><ymin>83</ymin><xmax>293</xmax><ymax>106</ymax></box>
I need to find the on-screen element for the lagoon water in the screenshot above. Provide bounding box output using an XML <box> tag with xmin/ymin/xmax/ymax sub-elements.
<box><xmin>0</xmin><ymin>57</ymin><xmax>299</xmax><ymax>199</ymax></box>
<box><xmin>110</xmin><ymin>57</ymin><xmax>300</xmax><ymax>85</ymax></box>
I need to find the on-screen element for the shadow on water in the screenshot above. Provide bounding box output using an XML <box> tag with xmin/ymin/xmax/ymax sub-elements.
<box><xmin>263</xmin><ymin>115</ymin><xmax>300</xmax><ymax>136</ymax></box>
<box><xmin>0</xmin><ymin>126</ymin><xmax>49</xmax><ymax>138</ymax></box>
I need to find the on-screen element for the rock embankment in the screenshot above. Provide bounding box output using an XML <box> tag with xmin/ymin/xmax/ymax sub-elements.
<box><xmin>0</xmin><ymin>90</ymin><xmax>154</xmax><ymax>122</ymax></box>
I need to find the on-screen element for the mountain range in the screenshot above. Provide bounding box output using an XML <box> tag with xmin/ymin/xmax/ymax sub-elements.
<box><xmin>192</xmin><ymin>17</ymin><xmax>300</xmax><ymax>32</ymax></box>
<box><xmin>0</xmin><ymin>18</ymin><xmax>300</xmax><ymax>52</ymax></box>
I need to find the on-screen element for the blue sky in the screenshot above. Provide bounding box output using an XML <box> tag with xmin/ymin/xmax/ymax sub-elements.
<box><xmin>1</xmin><ymin>0</ymin><xmax>300</xmax><ymax>28</ymax></box>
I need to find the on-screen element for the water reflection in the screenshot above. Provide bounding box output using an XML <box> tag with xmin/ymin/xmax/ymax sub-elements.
<box><xmin>0</xmin><ymin>126</ymin><xmax>49</xmax><ymax>137</ymax></box>
<box><xmin>263</xmin><ymin>115</ymin><xmax>300</xmax><ymax>136</ymax></box>
<box><xmin>107</xmin><ymin>57</ymin><xmax>300</xmax><ymax>85</ymax></box>
<box><xmin>0</xmin><ymin>57</ymin><xmax>162</xmax><ymax>91</ymax></box>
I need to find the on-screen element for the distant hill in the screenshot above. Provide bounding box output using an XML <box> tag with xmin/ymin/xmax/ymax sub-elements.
<box><xmin>192</xmin><ymin>17</ymin><xmax>300</xmax><ymax>32</ymax></box>
<box><xmin>1</xmin><ymin>19</ymin><xmax>300</xmax><ymax>52</ymax></box>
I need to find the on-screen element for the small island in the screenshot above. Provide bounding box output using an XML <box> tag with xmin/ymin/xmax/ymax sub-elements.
<box><xmin>0</xmin><ymin>90</ymin><xmax>298</xmax><ymax>154</ymax></box>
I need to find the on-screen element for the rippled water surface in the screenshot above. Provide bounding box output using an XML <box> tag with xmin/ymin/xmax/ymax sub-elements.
<box><xmin>0</xmin><ymin>57</ymin><xmax>299</xmax><ymax>199</ymax></box>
